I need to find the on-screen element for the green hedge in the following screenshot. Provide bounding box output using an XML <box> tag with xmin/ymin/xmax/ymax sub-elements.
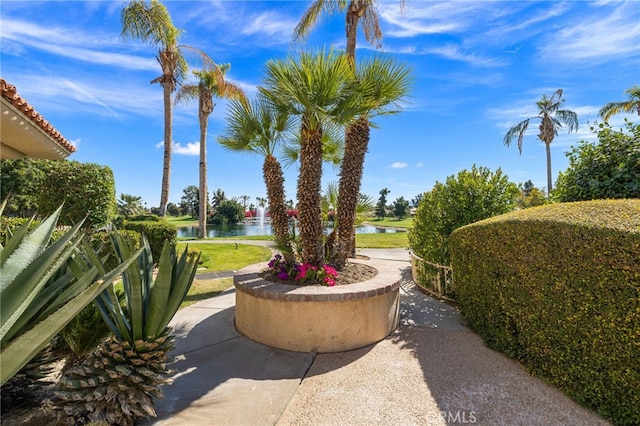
<box><xmin>449</xmin><ymin>199</ymin><xmax>640</xmax><ymax>425</ymax></box>
<box><xmin>0</xmin><ymin>217</ymin><xmax>65</xmax><ymax>246</ymax></box>
<box><xmin>122</xmin><ymin>220</ymin><xmax>176</xmax><ymax>263</ymax></box>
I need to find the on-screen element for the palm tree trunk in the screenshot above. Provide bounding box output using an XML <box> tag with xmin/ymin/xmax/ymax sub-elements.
<box><xmin>546</xmin><ymin>142</ymin><xmax>553</xmax><ymax>196</ymax></box>
<box><xmin>159</xmin><ymin>83</ymin><xmax>173</xmax><ymax>217</ymax></box>
<box><xmin>263</xmin><ymin>155</ymin><xmax>291</xmax><ymax>259</ymax></box>
<box><xmin>198</xmin><ymin>109</ymin><xmax>208</xmax><ymax>239</ymax></box>
<box><xmin>335</xmin><ymin>117</ymin><xmax>369</xmax><ymax>268</ymax></box>
<box><xmin>297</xmin><ymin>118</ymin><xmax>324</xmax><ymax>266</ymax></box>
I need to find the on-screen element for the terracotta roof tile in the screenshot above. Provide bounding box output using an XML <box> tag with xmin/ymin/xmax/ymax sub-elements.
<box><xmin>1</xmin><ymin>78</ymin><xmax>76</xmax><ymax>154</ymax></box>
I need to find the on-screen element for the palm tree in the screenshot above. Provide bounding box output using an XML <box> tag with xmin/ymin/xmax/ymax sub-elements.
<box><xmin>260</xmin><ymin>49</ymin><xmax>358</xmax><ymax>266</ymax></box>
<box><xmin>333</xmin><ymin>56</ymin><xmax>411</xmax><ymax>267</ymax></box>
<box><xmin>599</xmin><ymin>85</ymin><xmax>640</xmax><ymax>122</ymax></box>
<box><xmin>504</xmin><ymin>89</ymin><xmax>578</xmax><ymax>196</ymax></box>
<box><xmin>175</xmin><ymin>65</ymin><xmax>246</xmax><ymax>238</ymax></box>
<box><xmin>121</xmin><ymin>0</ymin><xmax>213</xmax><ymax>217</ymax></box>
<box><xmin>117</xmin><ymin>193</ymin><xmax>144</xmax><ymax>218</ymax></box>
<box><xmin>219</xmin><ymin>96</ymin><xmax>296</xmax><ymax>256</ymax></box>
<box><xmin>294</xmin><ymin>0</ymin><xmax>386</xmax><ymax>61</ymax></box>
<box><xmin>294</xmin><ymin>1</ymin><xmax>406</xmax><ymax>267</ymax></box>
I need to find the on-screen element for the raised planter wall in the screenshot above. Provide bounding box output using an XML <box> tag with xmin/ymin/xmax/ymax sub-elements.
<box><xmin>234</xmin><ymin>260</ymin><xmax>401</xmax><ymax>353</ymax></box>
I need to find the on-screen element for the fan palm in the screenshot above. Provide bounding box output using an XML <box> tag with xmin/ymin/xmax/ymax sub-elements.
<box><xmin>333</xmin><ymin>56</ymin><xmax>411</xmax><ymax>267</ymax></box>
<box><xmin>599</xmin><ymin>85</ymin><xmax>640</xmax><ymax>122</ymax></box>
<box><xmin>260</xmin><ymin>49</ymin><xmax>358</xmax><ymax>266</ymax></box>
<box><xmin>117</xmin><ymin>193</ymin><xmax>144</xmax><ymax>218</ymax></box>
<box><xmin>218</xmin><ymin>95</ymin><xmax>296</xmax><ymax>257</ymax></box>
<box><xmin>121</xmin><ymin>0</ymin><xmax>213</xmax><ymax>217</ymax></box>
<box><xmin>504</xmin><ymin>89</ymin><xmax>578</xmax><ymax>195</ymax></box>
<box><xmin>176</xmin><ymin>64</ymin><xmax>247</xmax><ymax>238</ymax></box>
<box><xmin>294</xmin><ymin>0</ymin><xmax>407</xmax><ymax>267</ymax></box>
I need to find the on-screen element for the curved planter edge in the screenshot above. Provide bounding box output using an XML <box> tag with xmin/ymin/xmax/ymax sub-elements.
<box><xmin>234</xmin><ymin>258</ymin><xmax>401</xmax><ymax>353</ymax></box>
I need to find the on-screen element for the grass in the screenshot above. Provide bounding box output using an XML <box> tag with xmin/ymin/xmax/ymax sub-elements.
<box><xmin>177</xmin><ymin>242</ymin><xmax>272</xmax><ymax>272</ymax></box>
<box><xmin>365</xmin><ymin>217</ymin><xmax>414</xmax><ymax>228</ymax></box>
<box><xmin>180</xmin><ymin>277</ymin><xmax>233</xmax><ymax>309</ymax></box>
<box><xmin>165</xmin><ymin>215</ymin><xmax>198</xmax><ymax>226</ymax></box>
<box><xmin>356</xmin><ymin>232</ymin><xmax>409</xmax><ymax>248</ymax></box>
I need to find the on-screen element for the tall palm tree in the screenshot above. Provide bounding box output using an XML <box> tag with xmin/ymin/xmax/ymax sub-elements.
<box><xmin>260</xmin><ymin>49</ymin><xmax>358</xmax><ymax>266</ymax></box>
<box><xmin>294</xmin><ymin>0</ymin><xmax>386</xmax><ymax>61</ymax></box>
<box><xmin>175</xmin><ymin>64</ymin><xmax>246</xmax><ymax>238</ymax></box>
<box><xmin>599</xmin><ymin>85</ymin><xmax>640</xmax><ymax>122</ymax></box>
<box><xmin>121</xmin><ymin>0</ymin><xmax>213</xmax><ymax>217</ymax></box>
<box><xmin>504</xmin><ymin>89</ymin><xmax>578</xmax><ymax>196</ymax></box>
<box><xmin>334</xmin><ymin>56</ymin><xmax>411</xmax><ymax>267</ymax></box>
<box><xmin>218</xmin><ymin>96</ymin><xmax>296</xmax><ymax>256</ymax></box>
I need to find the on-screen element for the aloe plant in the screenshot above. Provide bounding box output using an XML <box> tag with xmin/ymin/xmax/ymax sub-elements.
<box><xmin>0</xmin><ymin>203</ymin><xmax>143</xmax><ymax>385</ymax></box>
<box><xmin>55</xmin><ymin>232</ymin><xmax>201</xmax><ymax>425</ymax></box>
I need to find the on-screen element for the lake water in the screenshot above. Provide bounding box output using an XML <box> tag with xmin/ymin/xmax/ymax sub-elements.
<box><xmin>177</xmin><ymin>223</ymin><xmax>405</xmax><ymax>238</ymax></box>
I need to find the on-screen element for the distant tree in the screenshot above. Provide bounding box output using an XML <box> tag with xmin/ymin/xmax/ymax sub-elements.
<box><xmin>393</xmin><ymin>196</ymin><xmax>409</xmax><ymax>219</ymax></box>
<box><xmin>517</xmin><ymin>181</ymin><xmax>547</xmax><ymax>209</ymax></box>
<box><xmin>117</xmin><ymin>193</ymin><xmax>144</xmax><ymax>218</ymax></box>
<box><xmin>166</xmin><ymin>202</ymin><xmax>181</xmax><ymax>216</ymax></box>
<box><xmin>239</xmin><ymin>195</ymin><xmax>250</xmax><ymax>209</ymax></box>
<box><xmin>375</xmin><ymin>188</ymin><xmax>390</xmax><ymax>219</ymax></box>
<box><xmin>411</xmin><ymin>193</ymin><xmax>424</xmax><ymax>207</ymax></box>
<box><xmin>180</xmin><ymin>185</ymin><xmax>199</xmax><ymax>218</ymax></box>
<box><xmin>599</xmin><ymin>85</ymin><xmax>640</xmax><ymax>122</ymax></box>
<box><xmin>211</xmin><ymin>188</ymin><xmax>226</xmax><ymax>210</ymax></box>
<box><xmin>255</xmin><ymin>197</ymin><xmax>267</xmax><ymax>208</ymax></box>
<box><xmin>555</xmin><ymin>121</ymin><xmax>640</xmax><ymax>201</ymax></box>
<box><xmin>504</xmin><ymin>89</ymin><xmax>578</xmax><ymax>195</ymax></box>
<box><xmin>409</xmin><ymin>165</ymin><xmax>519</xmax><ymax>265</ymax></box>
<box><xmin>209</xmin><ymin>199</ymin><xmax>244</xmax><ymax>225</ymax></box>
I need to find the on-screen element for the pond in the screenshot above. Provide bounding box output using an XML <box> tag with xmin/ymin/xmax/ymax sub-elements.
<box><xmin>176</xmin><ymin>223</ymin><xmax>406</xmax><ymax>238</ymax></box>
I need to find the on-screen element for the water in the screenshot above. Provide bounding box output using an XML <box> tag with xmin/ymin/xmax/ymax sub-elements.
<box><xmin>177</xmin><ymin>223</ymin><xmax>405</xmax><ymax>238</ymax></box>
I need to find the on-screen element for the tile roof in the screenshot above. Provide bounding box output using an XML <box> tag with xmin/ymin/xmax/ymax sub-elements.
<box><xmin>1</xmin><ymin>78</ymin><xmax>76</xmax><ymax>154</ymax></box>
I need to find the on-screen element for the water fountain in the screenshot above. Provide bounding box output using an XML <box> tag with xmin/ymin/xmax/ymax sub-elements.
<box><xmin>257</xmin><ymin>206</ymin><xmax>265</xmax><ymax>228</ymax></box>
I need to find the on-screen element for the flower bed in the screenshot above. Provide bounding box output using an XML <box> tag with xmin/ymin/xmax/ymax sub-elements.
<box><xmin>234</xmin><ymin>258</ymin><xmax>401</xmax><ymax>353</ymax></box>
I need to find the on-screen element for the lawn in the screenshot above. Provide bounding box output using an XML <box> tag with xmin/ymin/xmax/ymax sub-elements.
<box><xmin>365</xmin><ymin>217</ymin><xmax>413</xmax><ymax>229</ymax></box>
<box><xmin>165</xmin><ymin>215</ymin><xmax>198</xmax><ymax>226</ymax></box>
<box><xmin>180</xmin><ymin>277</ymin><xmax>233</xmax><ymax>309</ymax></box>
<box><xmin>177</xmin><ymin>243</ymin><xmax>272</xmax><ymax>272</ymax></box>
<box><xmin>356</xmin><ymin>232</ymin><xmax>409</xmax><ymax>248</ymax></box>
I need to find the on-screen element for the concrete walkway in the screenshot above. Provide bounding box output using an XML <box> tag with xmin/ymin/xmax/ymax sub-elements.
<box><xmin>144</xmin><ymin>248</ymin><xmax>610</xmax><ymax>426</ymax></box>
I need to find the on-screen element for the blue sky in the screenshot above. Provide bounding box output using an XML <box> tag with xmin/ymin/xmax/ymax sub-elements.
<box><xmin>1</xmin><ymin>1</ymin><xmax>638</xmax><ymax>209</ymax></box>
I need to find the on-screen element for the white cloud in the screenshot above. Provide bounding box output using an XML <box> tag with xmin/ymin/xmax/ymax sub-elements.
<box><xmin>389</xmin><ymin>162</ymin><xmax>408</xmax><ymax>169</ymax></box>
<box><xmin>155</xmin><ymin>141</ymin><xmax>200</xmax><ymax>156</ymax></box>
<box><xmin>538</xmin><ymin>3</ymin><xmax>640</xmax><ymax>64</ymax></box>
<box><xmin>1</xmin><ymin>19</ymin><xmax>156</xmax><ymax>71</ymax></box>
<box><xmin>416</xmin><ymin>162</ymin><xmax>423</xmax><ymax>167</ymax></box>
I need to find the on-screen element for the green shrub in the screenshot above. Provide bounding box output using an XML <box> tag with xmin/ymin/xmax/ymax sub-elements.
<box><xmin>409</xmin><ymin>165</ymin><xmax>519</xmax><ymax>265</ymax></box>
<box><xmin>128</xmin><ymin>214</ymin><xmax>161</xmax><ymax>222</ymax></box>
<box><xmin>1</xmin><ymin>217</ymin><xmax>64</xmax><ymax>246</ymax></box>
<box><xmin>89</xmin><ymin>229</ymin><xmax>141</xmax><ymax>272</ymax></box>
<box><xmin>1</xmin><ymin>159</ymin><xmax>117</xmax><ymax>229</ymax></box>
<box><xmin>449</xmin><ymin>199</ymin><xmax>640</xmax><ymax>425</ymax></box>
<box><xmin>122</xmin><ymin>220</ymin><xmax>177</xmax><ymax>263</ymax></box>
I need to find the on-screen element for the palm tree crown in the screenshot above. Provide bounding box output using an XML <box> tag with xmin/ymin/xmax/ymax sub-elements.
<box><xmin>294</xmin><ymin>0</ymin><xmax>385</xmax><ymax>59</ymax></box>
<box><xmin>175</xmin><ymin>64</ymin><xmax>246</xmax><ymax>238</ymax></box>
<box><xmin>599</xmin><ymin>85</ymin><xmax>640</xmax><ymax>122</ymax></box>
<box><xmin>504</xmin><ymin>89</ymin><xmax>578</xmax><ymax>195</ymax></box>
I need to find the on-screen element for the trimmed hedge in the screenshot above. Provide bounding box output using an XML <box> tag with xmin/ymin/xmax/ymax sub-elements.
<box><xmin>449</xmin><ymin>199</ymin><xmax>640</xmax><ymax>425</ymax></box>
<box><xmin>122</xmin><ymin>220</ymin><xmax>177</xmax><ymax>263</ymax></box>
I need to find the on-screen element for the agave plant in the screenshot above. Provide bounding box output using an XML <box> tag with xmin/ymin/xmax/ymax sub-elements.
<box><xmin>0</xmin><ymin>203</ymin><xmax>142</xmax><ymax>386</ymax></box>
<box><xmin>55</xmin><ymin>232</ymin><xmax>200</xmax><ymax>425</ymax></box>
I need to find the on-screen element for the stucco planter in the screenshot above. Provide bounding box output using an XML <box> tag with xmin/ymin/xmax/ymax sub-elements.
<box><xmin>234</xmin><ymin>258</ymin><xmax>401</xmax><ymax>353</ymax></box>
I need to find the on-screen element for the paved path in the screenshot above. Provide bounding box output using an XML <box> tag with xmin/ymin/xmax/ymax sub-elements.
<box><xmin>144</xmin><ymin>248</ymin><xmax>610</xmax><ymax>426</ymax></box>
